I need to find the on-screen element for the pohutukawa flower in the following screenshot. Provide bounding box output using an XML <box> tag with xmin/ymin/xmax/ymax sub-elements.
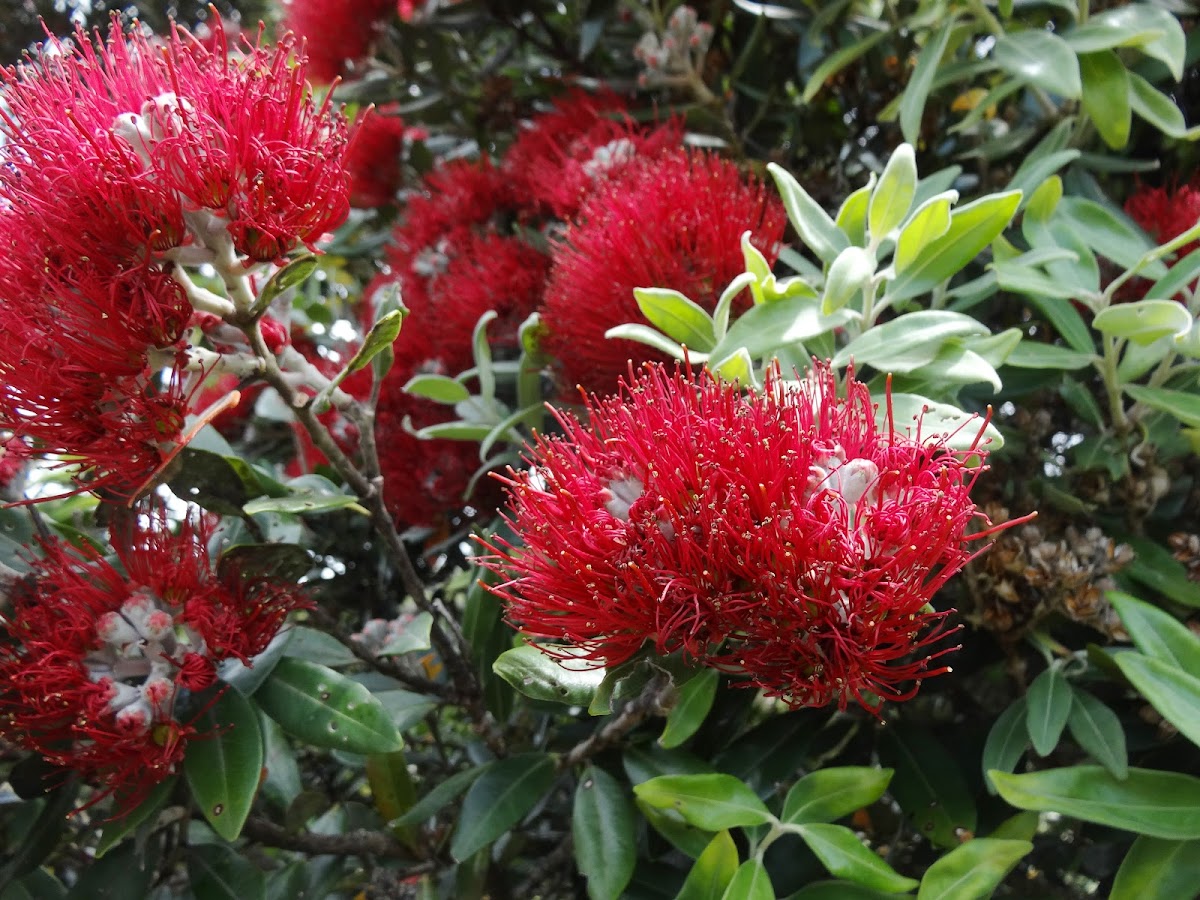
<box><xmin>281</xmin><ymin>0</ymin><xmax>396</xmax><ymax>84</ymax></box>
<box><xmin>481</xmin><ymin>362</ymin><xmax>1009</xmax><ymax>713</ymax></box>
<box><xmin>502</xmin><ymin>89</ymin><xmax>683</xmax><ymax>219</ymax></box>
<box><xmin>541</xmin><ymin>149</ymin><xmax>786</xmax><ymax>395</ymax></box>
<box><xmin>0</xmin><ymin>510</ymin><xmax>308</xmax><ymax>811</ymax></box>
<box><xmin>1122</xmin><ymin>179</ymin><xmax>1200</xmax><ymax>301</ymax></box>
<box><xmin>345</xmin><ymin>105</ymin><xmax>418</xmax><ymax>208</ymax></box>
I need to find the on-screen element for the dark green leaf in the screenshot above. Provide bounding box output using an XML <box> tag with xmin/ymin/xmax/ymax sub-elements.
<box><xmin>660</xmin><ymin>669</ymin><xmax>719</xmax><ymax>749</ymax></box>
<box><xmin>982</xmin><ymin>697</ymin><xmax>1029</xmax><ymax>793</ymax></box>
<box><xmin>1121</xmin><ymin>539</ymin><xmax>1200</xmax><ymax>609</ymax></box>
<box><xmin>573</xmin><ymin>767</ymin><xmax>637</xmax><ymax>900</ymax></box>
<box><xmin>901</xmin><ymin>22</ymin><xmax>953</xmax><ymax>145</ymax></box>
<box><xmin>788</xmin><ymin>881</ymin><xmax>899</xmax><ymax>899</ymax></box>
<box><xmin>878</xmin><ymin>726</ymin><xmax>976</xmax><ymax>848</ymax></box>
<box><xmin>256</xmin><ymin>658</ymin><xmax>404</xmax><ymax>754</ymax></box>
<box><xmin>95</xmin><ymin>777</ymin><xmax>176</xmax><ymax>857</ymax></box>
<box><xmin>188</xmin><ymin>843</ymin><xmax>267</xmax><ymax>900</ymax></box>
<box><xmin>916</xmin><ymin>838</ymin><xmax>1032</xmax><ymax>900</ymax></box>
<box><xmin>1125</xmin><ymin>385</ymin><xmax>1200</xmax><ymax>430</ymax></box>
<box><xmin>1025</xmin><ymin>667</ymin><xmax>1072</xmax><ymax>757</ymax></box>
<box><xmin>281</xmin><ymin>626</ymin><xmax>358</xmax><ymax>668</ymax></box>
<box><xmin>66</xmin><ymin>837</ymin><xmax>158</xmax><ymax>900</ymax></box>
<box><xmin>1108</xmin><ymin>590</ymin><xmax>1200</xmax><ymax>670</ymax></box>
<box><xmin>1115</xmin><ymin>653</ymin><xmax>1200</xmax><ymax>749</ymax></box>
<box><xmin>217</xmin><ymin>543</ymin><xmax>311</xmax><ymax>584</ymax></box>
<box><xmin>451</xmin><ymin>752</ymin><xmax>556</xmax><ymax>860</ymax></box>
<box><xmin>185</xmin><ymin>688</ymin><xmax>263</xmax><ymax>841</ymax></box>
<box><xmin>1067</xmin><ymin>688</ymin><xmax>1128</xmax><ymax>778</ymax></box>
<box><xmin>390</xmin><ymin>765</ymin><xmax>487</xmax><ymax>828</ymax></box>
<box><xmin>990</xmin><ymin>766</ymin><xmax>1200</xmax><ymax>838</ymax></box>
<box><xmin>493</xmin><ymin>644</ymin><xmax>606</xmax><ymax>705</ymax></box>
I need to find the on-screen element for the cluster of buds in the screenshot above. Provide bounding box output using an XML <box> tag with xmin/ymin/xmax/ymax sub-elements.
<box><xmin>632</xmin><ymin>6</ymin><xmax>714</xmax><ymax>87</ymax></box>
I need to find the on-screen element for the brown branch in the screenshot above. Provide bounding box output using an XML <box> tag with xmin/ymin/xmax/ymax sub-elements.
<box><xmin>558</xmin><ymin>673</ymin><xmax>677</xmax><ymax>772</ymax></box>
<box><xmin>242</xmin><ymin>815</ymin><xmax>431</xmax><ymax>864</ymax></box>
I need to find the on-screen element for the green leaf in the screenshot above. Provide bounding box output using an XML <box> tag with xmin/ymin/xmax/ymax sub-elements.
<box><xmin>833</xmin><ymin>310</ymin><xmax>989</xmax><ymax>372</ymax></box>
<box><xmin>878</xmin><ymin>726</ymin><xmax>977</xmax><ymax>849</ymax></box>
<box><xmin>1021</xmin><ymin>294</ymin><xmax>1095</xmax><ymax>355</ymax></box>
<box><xmin>1025</xmin><ymin>174</ymin><xmax>1064</xmax><ymax>221</ymax></box>
<box><xmin>1073</xmin><ymin>3</ymin><xmax>1184</xmax><ymax>80</ymax></box>
<box><xmin>712</xmin><ymin>296</ymin><xmax>853</xmax><ymax>363</ymax></box>
<box><xmin>720</xmin><ymin>859</ymin><xmax>773</xmax><ymax>900</ymax></box>
<box><xmin>1067</xmin><ymin>688</ymin><xmax>1128</xmax><ymax>779</ymax></box>
<box><xmin>781</xmin><ymin>767</ymin><xmax>894</xmax><ymax>825</ymax></box>
<box><xmin>916</xmin><ymin>838</ymin><xmax>1032</xmax><ymax>900</ymax></box>
<box><xmin>403</xmin><ymin>373</ymin><xmax>471</xmax><ymax>404</ymax></box>
<box><xmin>1115</xmin><ymin>653</ymin><xmax>1200</xmax><ymax>749</ymax></box>
<box><xmin>493</xmin><ymin>644</ymin><xmax>606</xmax><ymax>705</ymax></box>
<box><xmin>1108</xmin><ymin>590</ymin><xmax>1200</xmax><ymax>671</ymax></box>
<box><xmin>94</xmin><ymin>776</ymin><xmax>176</xmax><ymax>857</ymax></box>
<box><xmin>882</xmin><ymin>393</ymin><xmax>1004</xmax><ymax>452</ymax></box>
<box><xmin>894</xmin><ymin>193</ymin><xmax>955</xmax><ymax>274</ymax></box>
<box><xmin>451</xmin><ymin>753</ymin><xmax>557</xmax><ymax>860</ymax></box>
<box><xmin>982</xmin><ymin>697</ymin><xmax>1029</xmax><ymax>794</ymax></box>
<box><xmin>633</xmin><ymin>773</ymin><xmax>772</xmax><ymax>831</ymax></box>
<box><xmin>253</xmin><ymin>254</ymin><xmax>319</xmax><ymax>315</ymax></box>
<box><xmin>1025</xmin><ymin>667</ymin><xmax>1072</xmax><ymax>757</ymax></box>
<box><xmin>868</xmin><ymin>143</ymin><xmax>918</xmax><ymax>241</ymax></box>
<box><xmin>1128</xmin><ymin>72</ymin><xmax>1195</xmax><ymax>139</ymax></box>
<box><xmin>1008</xmin><ymin>152</ymin><xmax>1080</xmax><ymax>210</ymax></box>
<box><xmin>281</xmin><ymin>626</ymin><xmax>358</xmax><ymax>668</ymax></box>
<box><xmin>1079</xmin><ymin>51</ymin><xmax>1131</xmax><ymax>149</ymax></box>
<box><xmin>1121</xmin><ymin>537</ymin><xmax>1200</xmax><ymax>608</ymax></box>
<box><xmin>574</xmin><ymin>767</ymin><xmax>637</xmax><ymax>900</ymax></box>
<box><xmin>677</xmin><ymin>831</ymin><xmax>738</xmax><ymax>900</ymax></box>
<box><xmin>713</xmin><ymin>272</ymin><xmax>756</xmax><ymax>339</ymax></box>
<box><xmin>1060</xmin><ymin>196</ymin><xmax>1165</xmax><ymax>274</ymax></box>
<box><xmin>243</xmin><ymin>493</ymin><xmax>366</xmax><ymax>517</ymax></box>
<box><xmin>605</xmin><ymin>323</ymin><xmax>690</xmax><ymax>360</ymax></box>
<box><xmin>767</xmin><ymin>163</ymin><xmax>848</xmax><ymax>264</ymax></box>
<box><xmin>347</xmin><ymin>309</ymin><xmax>405</xmax><ymax>373</ymax></box>
<box><xmin>637</xmin><ymin>799</ymin><xmax>715</xmax><ymax>859</ymax></box>
<box><xmin>836</xmin><ymin>176</ymin><xmax>875</xmax><ymax>246</ymax></box>
<box><xmin>635</xmin><ymin>287</ymin><xmax>717</xmax><ymax>352</ymax></box>
<box><xmin>1004</xmin><ymin>341</ymin><xmax>1093</xmax><ymax>370</ymax></box>
<box><xmin>796</xmin><ymin>823</ymin><xmax>919</xmax><ymax>893</ymax></box>
<box><xmin>1124</xmin><ymin>385</ymin><xmax>1200</xmax><ymax>429</ymax></box>
<box><xmin>256</xmin><ymin>658</ymin><xmax>403</xmax><ymax>754</ymax></box>
<box><xmin>990</xmin><ymin>766</ymin><xmax>1200</xmax><ymax>838</ymax></box>
<box><xmin>992</xmin><ymin>30</ymin><xmax>1081</xmax><ymax>98</ymax></box>
<box><xmin>1111</xmin><ymin>835</ymin><xmax>1200</xmax><ymax>900</ymax></box>
<box><xmin>888</xmin><ymin>191</ymin><xmax>1022</xmax><ymax>302</ymax></box>
<box><xmin>901</xmin><ymin>22</ymin><xmax>954</xmax><ymax>145</ymax></box>
<box><xmin>802</xmin><ymin>28</ymin><xmax>892</xmax><ymax>104</ymax></box>
<box><xmin>660</xmin><ymin>669</ymin><xmax>719</xmax><ymax>749</ymax></box>
<box><xmin>185</xmin><ymin>688</ymin><xmax>263</xmax><ymax>841</ymax></box>
<box><xmin>789</xmin><ymin>882</ymin><xmax>900</xmax><ymax>900</ymax></box>
<box><xmin>66</xmin><ymin>839</ymin><xmax>156</xmax><ymax>900</ymax></box>
<box><xmin>377</xmin><ymin>611</ymin><xmax>434</xmax><ymax>657</ymax></box>
<box><xmin>822</xmin><ymin>246</ymin><xmax>875</xmax><ymax>314</ymax></box>
<box><xmin>188</xmin><ymin>843</ymin><xmax>266</xmax><ymax>900</ymax></box>
<box><xmin>390</xmin><ymin>765</ymin><xmax>487</xmax><ymax>828</ymax></box>
<box><xmin>1094</xmin><ymin>300</ymin><xmax>1193</xmax><ymax>346</ymax></box>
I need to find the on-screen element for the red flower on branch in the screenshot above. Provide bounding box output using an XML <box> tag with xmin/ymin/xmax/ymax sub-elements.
<box><xmin>482</xmin><ymin>363</ymin><xmax>1007</xmax><ymax>713</ymax></box>
<box><xmin>346</xmin><ymin>105</ymin><xmax>421</xmax><ymax>208</ymax></box>
<box><xmin>281</xmin><ymin>0</ymin><xmax>396</xmax><ymax>83</ymax></box>
<box><xmin>1122</xmin><ymin>179</ymin><xmax>1200</xmax><ymax>301</ymax></box>
<box><xmin>0</xmin><ymin>510</ymin><xmax>308</xmax><ymax>811</ymax></box>
<box><xmin>541</xmin><ymin>149</ymin><xmax>786</xmax><ymax>395</ymax></box>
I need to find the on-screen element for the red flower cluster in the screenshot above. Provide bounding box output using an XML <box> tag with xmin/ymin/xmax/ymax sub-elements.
<box><xmin>0</xmin><ymin>512</ymin><xmax>308</xmax><ymax>810</ymax></box>
<box><xmin>281</xmin><ymin>0</ymin><xmax>397</xmax><ymax>84</ymax></box>
<box><xmin>541</xmin><ymin>148</ymin><xmax>786</xmax><ymax>395</ymax></box>
<box><xmin>0</xmin><ymin>15</ymin><xmax>352</xmax><ymax>496</ymax></box>
<box><xmin>346</xmin><ymin>106</ymin><xmax>424</xmax><ymax>208</ymax></box>
<box><xmin>482</xmin><ymin>363</ymin><xmax>1002</xmax><ymax>713</ymax></box>
<box><xmin>1124</xmin><ymin>179</ymin><xmax>1200</xmax><ymax>300</ymax></box>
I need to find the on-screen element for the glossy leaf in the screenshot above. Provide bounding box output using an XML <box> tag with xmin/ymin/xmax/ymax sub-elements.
<box><xmin>720</xmin><ymin>859</ymin><xmax>773</xmax><ymax>900</ymax></box>
<box><xmin>94</xmin><ymin>777</ymin><xmax>176</xmax><ymax>857</ymax></box>
<box><xmin>451</xmin><ymin>753</ymin><xmax>556</xmax><ymax>861</ymax></box>
<box><xmin>822</xmin><ymin>246</ymin><xmax>875</xmax><ymax>315</ymax></box>
<box><xmin>916</xmin><ymin>838</ymin><xmax>1032</xmax><ymax>900</ymax></box>
<box><xmin>1067</xmin><ymin>688</ymin><xmax>1128</xmax><ymax>779</ymax></box>
<box><xmin>347</xmin><ymin>308</ymin><xmax>405</xmax><ymax>374</ymax></box>
<box><xmin>767</xmin><ymin>164</ymin><xmax>848</xmax><ymax>263</ymax></box>
<box><xmin>636</xmin><ymin>798</ymin><xmax>715</xmax><ymax>859</ymax></box>
<box><xmin>1128</xmin><ymin>72</ymin><xmax>1194</xmax><ymax>139</ymax></box>
<box><xmin>377</xmin><ymin>612</ymin><xmax>435</xmax><ymax>657</ymax></box>
<box><xmin>887</xmin><ymin>191</ymin><xmax>1022</xmax><ymax>301</ymax></box>
<box><xmin>982</xmin><ymin>697</ymin><xmax>1028</xmax><ymax>793</ymax></box>
<box><xmin>573</xmin><ymin>767</ymin><xmax>636</xmax><ymax>900</ymax></box>
<box><xmin>1108</xmin><ymin>590</ymin><xmax>1200</xmax><ymax>672</ymax></box>
<box><xmin>894</xmin><ymin>193</ymin><xmax>955</xmax><ymax>274</ymax></box>
<box><xmin>992</xmin><ymin>30</ymin><xmax>1081</xmax><ymax>98</ymax></box>
<box><xmin>1121</xmin><ymin>538</ymin><xmax>1200</xmax><ymax>608</ymax></box>
<box><xmin>833</xmin><ymin>310</ymin><xmax>988</xmax><ymax>372</ymax></box>
<box><xmin>1111</xmin><ymin>835</ymin><xmax>1200</xmax><ymax>900</ymax></box>
<box><xmin>1094</xmin><ymin>300</ymin><xmax>1192</xmax><ymax>346</ymax></box>
<box><xmin>901</xmin><ymin>22</ymin><xmax>953</xmax><ymax>145</ymax></box>
<box><xmin>1068</xmin><ymin>3</ymin><xmax>1185</xmax><ymax>78</ymax></box>
<box><xmin>635</xmin><ymin>287</ymin><xmax>717</xmax><ymax>352</ymax></box>
<box><xmin>256</xmin><ymin>658</ymin><xmax>403</xmax><ymax>754</ymax></box>
<box><xmin>1115</xmin><ymin>653</ymin><xmax>1200</xmax><ymax>749</ymax></box>
<box><xmin>868</xmin><ymin>143</ymin><xmax>918</xmax><ymax>241</ymax></box>
<box><xmin>660</xmin><ymin>669</ymin><xmax>719</xmax><ymax>749</ymax></box>
<box><xmin>281</xmin><ymin>626</ymin><xmax>358</xmax><ymax>668</ymax></box>
<box><xmin>1025</xmin><ymin>667</ymin><xmax>1072</xmax><ymax>757</ymax></box>
<box><xmin>677</xmin><ymin>831</ymin><xmax>738</xmax><ymax>900</ymax></box>
<box><xmin>990</xmin><ymin>766</ymin><xmax>1200</xmax><ymax>838</ymax></box>
<box><xmin>878</xmin><ymin>726</ymin><xmax>976</xmax><ymax>849</ymax></box>
<box><xmin>789</xmin><ymin>881</ymin><xmax>899</xmax><ymax>900</ymax></box>
<box><xmin>882</xmin><ymin>393</ymin><xmax>1003</xmax><ymax>452</ymax></box>
<box><xmin>1079</xmin><ymin>51</ymin><xmax>1131</xmax><ymax>149</ymax></box>
<box><xmin>188</xmin><ymin>843</ymin><xmax>266</xmax><ymax>900</ymax></box>
<box><xmin>633</xmin><ymin>773</ymin><xmax>772</xmax><ymax>831</ymax></box>
<box><xmin>712</xmin><ymin>296</ymin><xmax>853</xmax><ymax>362</ymax></box>
<box><xmin>781</xmin><ymin>767</ymin><xmax>894</xmax><ymax>825</ymax></box>
<box><xmin>493</xmin><ymin>644</ymin><xmax>606</xmax><ymax>705</ymax></box>
<box><xmin>796</xmin><ymin>823</ymin><xmax>919</xmax><ymax>893</ymax></box>
<box><xmin>390</xmin><ymin>765</ymin><xmax>487</xmax><ymax>827</ymax></box>
<box><xmin>403</xmin><ymin>374</ymin><xmax>471</xmax><ymax>404</ymax></box>
<box><xmin>185</xmin><ymin>688</ymin><xmax>263</xmax><ymax>841</ymax></box>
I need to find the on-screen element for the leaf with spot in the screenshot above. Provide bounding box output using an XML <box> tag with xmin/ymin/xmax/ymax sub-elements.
<box><xmin>185</xmin><ymin>688</ymin><xmax>263</xmax><ymax>842</ymax></box>
<box><xmin>493</xmin><ymin>643</ymin><xmax>606</xmax><ymax>705</ymax></box>
<box><xmin>633</xmin><ymin>773</ymin><xmax>772</xmax><ymax>831</ymax></box>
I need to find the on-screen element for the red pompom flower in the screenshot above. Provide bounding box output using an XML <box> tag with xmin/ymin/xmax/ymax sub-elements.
<box><xmin>541</xmin><ymin>149</ymin><xmax>786</xmax><ymax>395</ymax></box>
<box><xmin>281</xmin><ymin>0</ymin><xmax>395</xmax><ymax>84</ymax></box>
<box><xmin>482</xmin><ymin>363</ymin><xmax>1006</xmax><ymax>713</ymax></box>
<box><xmin>0</xmin><ymin>510</ymin><xmax>308</xmax><ymax>811</ymax></box>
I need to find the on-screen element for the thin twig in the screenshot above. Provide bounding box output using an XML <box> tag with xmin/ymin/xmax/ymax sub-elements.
<box><xmin>242</xmin><ymin>815</ymin><xmax>430</xmax><ymax>862</ymax></box>
<box><xmin>558</xmin><ymin>673</ymin><xmax>676</xmax><ymax>772</ymax></box>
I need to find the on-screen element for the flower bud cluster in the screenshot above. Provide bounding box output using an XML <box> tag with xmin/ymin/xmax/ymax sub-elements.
<box><xmin>632</xmin><ymin>6</ymin><xmax>714</xmax><ymax>86</ymax></box>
